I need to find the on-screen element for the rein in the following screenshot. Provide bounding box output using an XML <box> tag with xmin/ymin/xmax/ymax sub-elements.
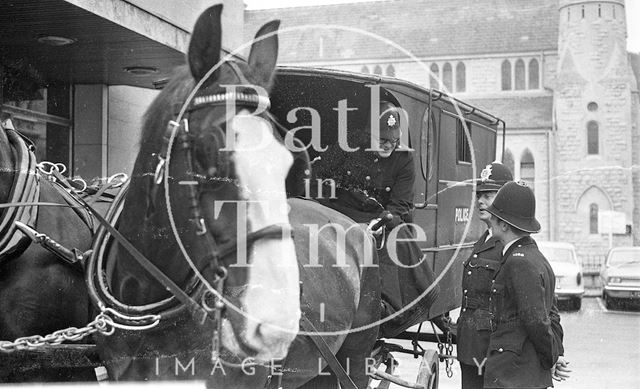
<box><xmin>87</xmin><ymin>62</ymin><xmax>292</xmax><ymax>336</ymax></box>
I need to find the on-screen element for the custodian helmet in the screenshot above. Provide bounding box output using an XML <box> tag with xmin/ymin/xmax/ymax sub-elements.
<box><xmin>485</xmin><ymin>181</ymin><xmax>541</xmax><ymax>233</ymax></box>
<box><xmin>476</xmin><ymin>161</ymin><xmax>513</xmax><ymax>192</ymax></box>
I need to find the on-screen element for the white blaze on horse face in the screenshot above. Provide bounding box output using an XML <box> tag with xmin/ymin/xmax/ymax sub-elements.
<box><xmin>228</xmin><ymin>111</ymin><xmax>300</xmax><ymax>360</ymax></box>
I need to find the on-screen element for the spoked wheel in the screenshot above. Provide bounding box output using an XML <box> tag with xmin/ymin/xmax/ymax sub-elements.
<box><xmin>416</xmin><ymin>350</ymin><xmax>439</xmax><ymax>389</ymax></box>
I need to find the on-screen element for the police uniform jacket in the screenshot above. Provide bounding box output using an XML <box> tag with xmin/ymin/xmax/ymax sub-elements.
<box><xmin>322</xmin><ymin>147</ymin><xmax>415</xmax><ymax>228</ymax></box>
<box><xmin>484</xmin><ymin>236</ymin><xmax>561</xmax><ymax>389</ymax></box>
<box><xmin>457</xmin><ymin>230</ymin><xmax>503</xmax><ymax>365</ymax></box>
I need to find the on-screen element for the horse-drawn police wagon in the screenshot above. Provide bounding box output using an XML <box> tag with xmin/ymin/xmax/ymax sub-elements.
<box><xmin>1</xmin><ymin>7</ymin><xmax>504</xmax><ymax>388</ymax></box>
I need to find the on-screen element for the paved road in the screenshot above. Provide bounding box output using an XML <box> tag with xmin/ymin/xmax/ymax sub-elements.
<box><xmin>376</xmin><ymin>297</ymin><xmax>640</xmax><ymax>389</ymax></box>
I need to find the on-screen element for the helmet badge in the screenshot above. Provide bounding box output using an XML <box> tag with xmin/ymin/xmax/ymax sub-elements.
<box><xmin>480</xmin><ymin>164</ymin><xmax>492</xmax><ymax>182</ymax></box>
<box><xmin>387</xmin><ymin>114</ymin><xmax>396</xmax><ymax>128</ymax></box>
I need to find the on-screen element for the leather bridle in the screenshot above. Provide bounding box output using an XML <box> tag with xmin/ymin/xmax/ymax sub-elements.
<box><xmin>85</xmin><ymin>61</ymin><xmax>292</xmax><ymax>333</ymax></box>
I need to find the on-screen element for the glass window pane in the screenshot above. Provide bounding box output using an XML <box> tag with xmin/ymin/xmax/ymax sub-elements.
<box><xmin>529</xmin><ymin>59</ymin><xmax>539</xmax><ymax>89</ymax></box>
<box><xmin>501</xmin><ymin>60</ymin><xmax>511</xmax><ymax>90</ymax></box>
<box><xmin>430</xmin><ymin>63</ymin><xmax>439</xmax><ymax>89</ymax></box>
<box><xmin>515</xmin><ymin>59</ymin><xmax>526</xmax><ymax>90</ymax></box>
<box><xmin>442</xmin><ymin>63</ymin><xmax>452</xmax><ymax>91</ymax></box>
<box><xmin>587</xmin><ymin>121</ymin><xmax>599</xmax><ymax>154</ymax></box>
<box><xmin>456</xmin><ymin>62</ymin><xmax>466</xmax><ymax>92</ymax></box>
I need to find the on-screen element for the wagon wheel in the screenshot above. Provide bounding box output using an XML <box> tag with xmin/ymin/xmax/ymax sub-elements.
<box><xmin>416</xmin><ymin>350</ymin><xmax>439</xmax><ymax>389</ymax></box>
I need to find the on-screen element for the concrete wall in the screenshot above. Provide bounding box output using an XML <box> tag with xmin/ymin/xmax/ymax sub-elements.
<box><xmin>74</xmin><ymin>85</ymin><xmax>107</xmax><ymax>181</ymax></box>
<box><xmin>107</xmin><ymin>86</ymin><xmax>157</xmax><ymax>176</ymax></box>
<box><xmin>126</xmin><ymin>0</ymin><xmax>245</xmax><ymax>51</ymax></box>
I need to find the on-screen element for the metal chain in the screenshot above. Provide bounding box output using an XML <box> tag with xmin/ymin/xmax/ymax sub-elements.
<box><xmin>0</xmin><ymin>312</ymin><xmax>115</xmax><ymax>353</ymax></box>
<box><xmin>445</xmin><ymin>329</ymin><xmax>454</xmax><ymax>378</ymax></box>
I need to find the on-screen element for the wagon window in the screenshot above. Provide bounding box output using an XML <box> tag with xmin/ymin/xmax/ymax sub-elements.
<box><xmin>360</xmin><ymin>65</ymin><xmax>369</xmax><ymax>74</ymax></box>
<box><xmin>456</xmin><ymin>119</ymin><xmax>472</xmax><ymax>163</ymax></box>
<box><xmin>373</xmin><ymin>65</ymin><xmax>382</xmax><ymax>75</ymax></box>
<box><xmin>420</xmin><ymin>108</ymin><xmax>437</xmax><ymax>181</ymax></box>
<box><xmin>429</xmin><ymin>63</ymin><xmax>439</xmax><ymax>89</ymax></box>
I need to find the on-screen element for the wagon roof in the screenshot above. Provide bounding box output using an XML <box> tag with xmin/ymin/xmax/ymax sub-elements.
<box><xmin>274</xmin><ymin>66</ymin><xmax>504</xmax><ymax>127</ymax></box>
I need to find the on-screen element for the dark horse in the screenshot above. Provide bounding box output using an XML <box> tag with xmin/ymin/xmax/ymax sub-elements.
<box><xmin>0</xmin><ymin>119</ymin><xmax>94</xmax><ymax>381</ymax></box>
<box><xmin>94</xmin><ymin>4</ymin><xmax>380</xmax><ymax>388</ymax></box>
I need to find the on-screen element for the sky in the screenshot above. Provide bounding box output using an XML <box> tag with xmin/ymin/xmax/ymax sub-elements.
<box><xmin>244</xmin><ymin>0</ymin><xmax>640</xmax><ymax>53</ymax></box>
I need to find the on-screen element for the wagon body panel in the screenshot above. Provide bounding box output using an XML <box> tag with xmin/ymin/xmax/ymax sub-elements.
<box><xmin>270</xmin><ymin>66</ymin><xmax>503</xmax><ymax>319</ymax></box>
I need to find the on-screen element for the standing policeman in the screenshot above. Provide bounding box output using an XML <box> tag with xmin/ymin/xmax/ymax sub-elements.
<box><xmin>456</xmin><ymin>164</ymin><xmax>567</xmax><ymax>388</ymax></box>
<box><xmin>483</xmin><ymin>181</ymin><xmax>570</xmax><ymax>388</ymax></box>
<box><xmin>456</xmin><ymin>162</ymin><xmax>513</xmax><ymax>389</ymax></box>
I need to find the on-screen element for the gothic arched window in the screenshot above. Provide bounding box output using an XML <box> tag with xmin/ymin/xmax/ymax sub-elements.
<box><xmin>520</xmin><ymin>149</ymin><xmax>535</xmax><ymax>192</ymax></box>
<box><xmin>360</xmin><ymin>65</ymin><xmax>369</xmax><ymax>74</ymax></box>
<box><xmin>529</xmin><ymin>59</ymin><xmax>539</xmax><ymax>89</ymax></box>
<box><xmin>503</xmin><ymin>149</ymin><xmax>515</xmax><ymax>175</ymax></box>
<box><xmin>386</xmin><ymin>64</ymin><xmax>395</xmax><ymax>77</ymax></box>
<box><xmin>501</xmin><ymin>60</ymin><xmax>511</xmax><ymax>90</ymax></box>
<box><xmin>590</xmin><ymin>203</ymin><xmax>599</xmax><ymax>234</ymax></box>
<box><xmin>515</xmin><ymin>59</ymin><xmax>526</xmax><ymax>90</ymax></box>
<box><xmin>442</xmin><ymin>62</ymin><xmax>453</xmax><ymax>91</ymax></box>
<box><xmin>373</xmin><ymin>65</ymin><xmax>382</xmax><ymax>75</ymax></box>
<box><xmin>456</xmin><ymin>62</ymin><xmax>466</xmax><ymax>92</ymax></box>
<box><xmin>430</xmin><ymin>63</ymin><xmax>439</xmax><ymax>89</ymax></box>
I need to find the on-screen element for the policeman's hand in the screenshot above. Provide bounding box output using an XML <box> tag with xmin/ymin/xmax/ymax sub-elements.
<box><xmin>551</xmin><ymin>356</ymin><xmax>571</xmax><ymax>381</ymax></box>
<box><xmin>367</xmin><ymin>218</ymin><xmax>384</xmax><ymax>236</ymax></box>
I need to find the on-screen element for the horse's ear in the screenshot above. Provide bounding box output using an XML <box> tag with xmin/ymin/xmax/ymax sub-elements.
<box><xmin>188</xmin><ymin>4</ymin><xmax>223</xmax><ymax>81</ymax></box>
<box><xmin>248</xmin><ymin>20</ymin><xmax>280</xmax><ymax>87</ymax></box>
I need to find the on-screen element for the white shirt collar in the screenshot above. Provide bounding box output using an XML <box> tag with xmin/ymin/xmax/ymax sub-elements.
<box><xmin>502</xmin><ymin>238</ymin><xmax>520</xmax><ymax>255</ymax></box>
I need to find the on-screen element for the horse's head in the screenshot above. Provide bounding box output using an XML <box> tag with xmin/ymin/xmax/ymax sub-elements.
<box><xmin>119</xmin><ymin>5</ymin><xmax>300</xmax><ymax>363</ymax></box>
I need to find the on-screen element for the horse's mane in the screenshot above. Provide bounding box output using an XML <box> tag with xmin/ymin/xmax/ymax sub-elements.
<box><xmin>137</xmin><ymin>65</ymin><xmax>195</xmax><ymax>163</ymax></box>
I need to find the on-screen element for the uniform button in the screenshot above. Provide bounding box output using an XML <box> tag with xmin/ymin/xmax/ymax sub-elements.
<box><xmin>347</xmin><ymin>171</ymin><xmax>351</xmax><ymax>175</ymax></box>
<box><xmin>462</xmin><ymin>308</ymin><xmax>466</xmax><ymax>312</ymax></box>
<box><xmin>385</xmin><ymin>186</ymin><xmax>391</xmax><ymax>192</ymax></box>
<box><xmin>498</xmin><ymin>348</ymin><xmax>504</xmax><ymax>353</ymax></box>
<box><xmin>473</xmin><ymin>254</ymin><xmax>478</xmax><ymax>258</ymax></box>
<box><xmin>463</xmin><ymin>289</ymin><xmax>468</xmax><ymax>294</ymax></box>
<box><xmin>468</xmin><ymin>271</ymin><xmax>472</xmax><ymax>275</ymax></box>
<box><xmin>517</xmin><ymin>245</ymin><xmax>522</xmax><ymax>247</ymax></box>
<box><xmin>374</xmin><ymin>159</ymin><xmax>379</xmax><ymax>163</ymax></box>
<box><xmin>492</xmin><ymin>280</ymin><xmax>495</xmax><ymax>283</ymax></box>
<box><xmin>492</xmin><ymin>289</ymin><xmax>497</xmax><ymax>293</ymax></box>
<box><xmin>365</xmin><ymin>176</ymin><xmax>371</xmax><ymax>180</ymax></box>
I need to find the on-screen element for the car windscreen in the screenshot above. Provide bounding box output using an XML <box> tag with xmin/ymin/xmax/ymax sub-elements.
<box><xmin>538</xmin><ymin>247</ymin><xmax>576</xmax><ymax>264</ymax></box>
<box><xmin>607</xmin><ymin>249</ymin><xmax>640</xmax><ymax>265</ymax></box>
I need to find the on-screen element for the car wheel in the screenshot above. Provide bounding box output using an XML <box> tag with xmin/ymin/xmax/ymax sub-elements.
<box><xmin>572</xmin><ymin>297</ymin><xmax>582</xmax><ymax>311</ymax></box>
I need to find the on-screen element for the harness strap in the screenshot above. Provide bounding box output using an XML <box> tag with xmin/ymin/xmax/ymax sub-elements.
<box><xmin>0</xmin><ymin>129</ymin><xmax>40</xmax><ymax>261</ymax></box>
<box><xmin>300</xmin><ymin>315</ymin><xmax>358</xmax><ymax>389</ymax></box>
<box><xmin>79</xmin><ymin>192</ymin><xmax>212</xmax><ymax>323</ymax></box>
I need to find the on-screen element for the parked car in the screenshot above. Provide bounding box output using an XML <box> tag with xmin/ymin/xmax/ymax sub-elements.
<box><xmin>601</xmin><ymin>246</ymin><xmax>640</xmax><ymax>309</ymax></box>
<box><xmin>537</xmin><ymin>242</ymin><xmax>584</xmax><ymax>310</ymax></box>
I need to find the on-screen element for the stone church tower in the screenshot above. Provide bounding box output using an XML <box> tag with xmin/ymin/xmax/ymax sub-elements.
<box><xmin>554</xmin><ymin>0</ymin><xmax>639</xmax><ymax>257</ymax></box>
